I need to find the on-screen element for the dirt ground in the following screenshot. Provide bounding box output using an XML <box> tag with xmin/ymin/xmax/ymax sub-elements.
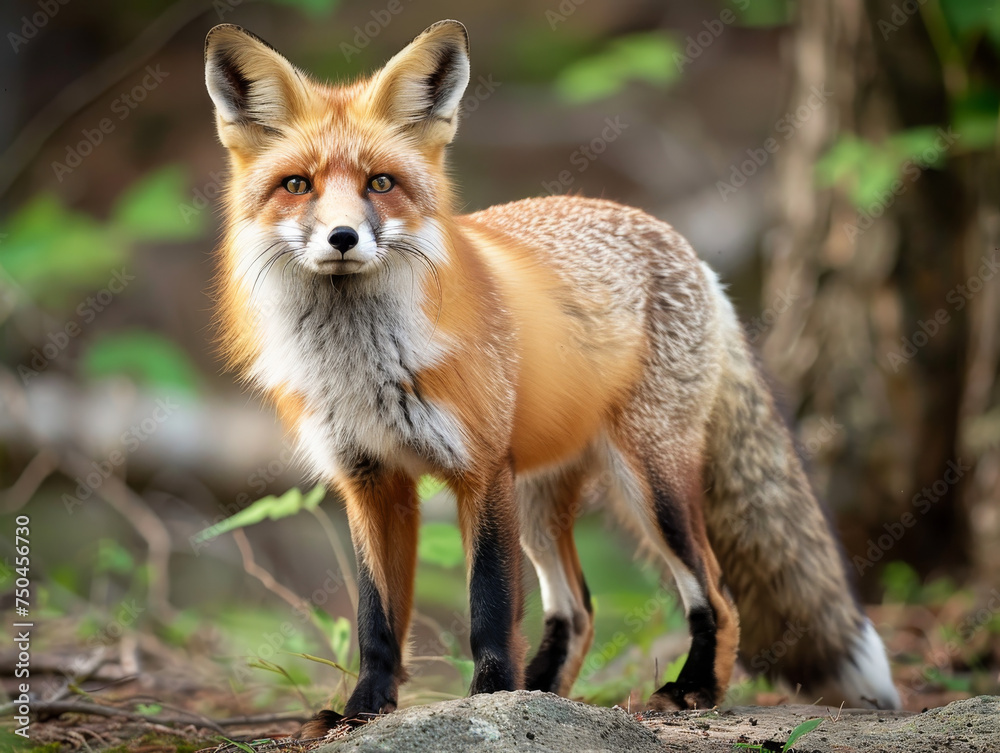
<box><xmin>302</xmin><ymin>691</ymin><xmax>1000</xmax><ymax>753</ymax></box>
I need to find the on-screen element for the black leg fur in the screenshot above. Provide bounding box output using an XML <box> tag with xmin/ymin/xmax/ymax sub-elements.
<box><xmin>525</xmin><ymin>615</ymin><xmax>572</xmax><ymax>692</ymax></box>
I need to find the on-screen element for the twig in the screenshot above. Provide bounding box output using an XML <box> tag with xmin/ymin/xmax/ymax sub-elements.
<box><xmin>16</xmin><ymin>699</ymin><xmax>308</xmax><ymax>732</ymax></box>
<box><xmin>42</xmin><ymin>648</ymin><xmax>108</xmax><ymax>704</ymax></box>
<box><xmin>232</xmin><ymin>529</ymin><xmax>307</xmax><ymax>612</ymax></box>
<box><xmin>11</xmin><ymin>699</ymin><xmax>222</xmax><ymax>732</ymax></box>
<box><xmin>0</xmin><ymin>448</ymin><xmax>58</xmax><ymax>514</ymax></box>
<box><xmin>231</xmin><ymin>529</ymin><xmax>347</xmax><ymax>675</ymax></box>
<box><xmin>59</xmin><ymin>449</ymin><xmax>176</xmax><ymax>621</ymax></box>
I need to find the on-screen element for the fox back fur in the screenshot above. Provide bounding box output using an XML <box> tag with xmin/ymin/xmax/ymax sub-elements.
<box><xmin>204</xmin><ymin>19</ymin><xmax>900</xmax><ymax>734</ymax></box>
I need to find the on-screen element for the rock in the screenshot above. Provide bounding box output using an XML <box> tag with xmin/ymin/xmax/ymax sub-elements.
<box><xmin>314</xmin><ymin>692</ymin><xmax>1000</xmax><ymax>753</ymax></box>
<box><xmin>314</xmin><ymin>690</ymin><xmax>662</xmax><ymax>752</ymax></box>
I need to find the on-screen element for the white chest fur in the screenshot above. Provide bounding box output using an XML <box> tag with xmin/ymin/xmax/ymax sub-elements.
<box><xmin>246</xmin><ymin>267</ymin><xmax>469</xmax><ymax>480</ymax></box>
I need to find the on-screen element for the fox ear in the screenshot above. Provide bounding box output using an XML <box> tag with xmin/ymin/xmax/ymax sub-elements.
<box><xmin>204</xmin><ymin>24</ymin><xmax>308</xmax><ymax>152</ymax></box>
<box><xmin>368</xmin><ymin>20</ymin><xmax>470</xmax><ymax>146</ymax></box>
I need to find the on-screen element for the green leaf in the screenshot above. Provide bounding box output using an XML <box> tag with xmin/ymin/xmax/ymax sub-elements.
<box><xmin>556</xmin><ymin>57</ymin><xmax>625</xmax><ymax>103</ymax></box>
<box><xmin>556</xmin><ymin>32</ymin><xmax>680</xmax><ymax>103</ymax></box>
<box><xmin>816</xmin><ymin>128</ymin><xmax>957</xmax><ymax>212</ymax></box>
<box><xmin>247</xmin><ymin>657</ymin><xmax>297</xmax><ymax>685</ymax></box>
<box><xmin>309</xmin><ymin>608</ymin><xmax>352</xmax><ymax>666</ymax></box>
<box><xmin>782</xmin><ymin>718</ymin><xmax>823</xmax><ymax>752</ymax></box>
<box><xmin>418</xmin><ymin>522</ymin><xmax>465</xmax><ymax>568</ymax></box>
<box><xmin>266</xmin><ymin>0</ymin><xmax>339</xmax><ymax>16</ymax></box>
<box><xmin>192</xmin><ymin>486</ymin><xmax>327</xmax><ymax>545</ymax></box>
<box><xmin>81</xmin><ymin>330</ymin><xmax>201</xmax><ymax>395</ymax></box>
<box><xmin>162</xmin><ymin>609</ymin><xmax>201</xmax><ymax>646</ymax></box>
<box><xmin>442</xmin><ymin>656</ymin><xmax>475</xmax><ymax>688</ymax></box>
<box><xmin>939</xmin><ymin>0</ymin><xmax>1000</xmax><ymax>40</ymax></box>
<box><xmin>0</xmin><ymin>728</ymin><xmax>32</xmax><ymax>753</ymax></box>
<box><xmin>815</xmin><ymin>135</ymin><xmax>870</xmax><ymax>186</ymax></box>
<box><xmin>111</xmin><ymin>164</ymin><xmax>205</xmax><ymax>240</ymax></box>
<box><xmin>608</xmin><ymin>32</ymin><xmax>682</xmax><ymax>84</ymax></box>
<box><xmin>660</xmin><ymin>652</ymin><xmax>687</xmax><ymax>684</ymax></box>
<box><xmin>95</xmin><ymin>539</ymin><xmax>134</xmax><ymax>575</ymax></box>
<box><xmin>222</xmin><ymin>737</ymin><xmax>257</xmax><ymax>753</ymax></box>
<box><xmin>925</xmin><ymin>667</ymin><xmax>972</xmax><ymax>693</ymax></box>
<box><xmin>329</xmin><ymin>615</ymin><xmax>352</xmax><ymax>665</ymax></box>
<box><xmin>0</xmin><ymin>193</ymin><xmax>127</xmax><ymax>307</ymax></box>
<box><xmin>417</xmin><ymin>475</ymin><xmax>448</xmax><ymax>501</ymax></box>
<box><xmin>952</xmin><ymin>88</ymin><xmax>1000</xmax><ymax>150</ymax></box>
<box><xmin>888</xmin><ymin>126</ymin><xmax>946</xmax><ymax>166</ymax></box>
<box><xmin>881</xmin><ymin>560</ymin><xmax>921</xmax><ymax>603</ymax></box>
<box><xmin>509</xmin><ymin>27</ymin><xmax>593</xmax><ymax>83</ymax></box>
<box><xmin>732</xmin><ymin>0</ymin><xmax>792</xmax><ymax>27</ymax></box>
<box><xmin>135</xmin><ymin>702</ymin><xmax>162</xmax><ymax>715</ymax></box>
<box><xmin>285</xmin><ymin>651</ymin><xmax>358</xmax><ymax>678</ymax></box>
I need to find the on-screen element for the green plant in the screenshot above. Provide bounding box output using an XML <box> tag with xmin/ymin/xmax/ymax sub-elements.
<box><xmin>816</xmin><ymin>0</ymin><xmax>1000</xmax><ymax>207</ymax></box>
<box><xmin>192</xmin><ymin>486</ymin><xmax>327</xmax><ymax>546</ymax></box>
<box><xmin>734</xmin><ymin>717</ymin><xmax>823</xmax><ymax>752</ymax></box>
<box><xmin>555</xmin><ymin>32</ymin><xmax>681</xmax><ymax>103</ymax></box>
<box><xmin>82</xmin><ymin>330</ymin><xmax>201</xmax><ymax>395</ymax></box>
<box><xmin>221</xmin><ymin>737</ymin><xmax>257</xmax><ymax>753</ymax></box>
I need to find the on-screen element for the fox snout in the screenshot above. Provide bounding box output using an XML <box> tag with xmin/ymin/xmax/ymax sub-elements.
<box><xmin>328</xmin><ymin>226</ymin><xmax>359</xmax><ymax>253</ymax></box>
<box><xmin>302</xmin><ymin>218</ymin><xmax>378</xmax><ymax>275</ymax></box>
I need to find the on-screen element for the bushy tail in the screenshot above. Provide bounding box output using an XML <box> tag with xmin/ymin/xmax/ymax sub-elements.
<box><xmin>702</xmin><ymin>291</ymin><xmax>900</xmax><ymax>709</ymax></box>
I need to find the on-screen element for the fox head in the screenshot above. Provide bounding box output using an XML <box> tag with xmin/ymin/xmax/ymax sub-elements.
<box><xmin>205</xmin><ymin>21</ymin><xmax>470</xmax><ymax>282</ymax></box>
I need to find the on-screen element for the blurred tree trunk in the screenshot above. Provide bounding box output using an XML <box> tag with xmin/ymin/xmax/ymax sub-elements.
<box><xmin>762</xmin><ymin>0</ymin><xmax>1000</xmax><ymax>596</ymax></box>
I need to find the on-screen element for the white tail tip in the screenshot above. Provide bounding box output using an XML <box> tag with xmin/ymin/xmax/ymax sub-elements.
<box><xmin>829</xmin><ymin>618</ymin><xmax>901</xmax><ymax>709</ymax></box>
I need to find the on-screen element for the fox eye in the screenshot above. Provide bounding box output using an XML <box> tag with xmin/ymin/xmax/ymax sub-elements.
<box><xmin>368</xmin><ymin>174</ymin><xmax>394</xmax><ymax>193</ymax></box>
<box><xmin>282</xmin><ymin>176</ymin><xmax>312</xmax><ymax>195</ymax></box>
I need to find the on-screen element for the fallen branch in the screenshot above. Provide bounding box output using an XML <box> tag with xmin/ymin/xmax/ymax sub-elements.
<box><xmin>14</xmin><ymin>699</ymin><xmax>309</xmax><ymax>733</ymax></box>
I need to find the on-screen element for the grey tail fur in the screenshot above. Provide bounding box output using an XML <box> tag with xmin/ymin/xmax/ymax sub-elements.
<box><xmin>701</xmin><ymin>283</ymin><xmax>900</xmax><ymax>709</ymax></box>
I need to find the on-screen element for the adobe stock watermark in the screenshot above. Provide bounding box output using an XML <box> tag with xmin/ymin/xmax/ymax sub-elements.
<box><xmin>51</xmin><ymin>65</ymin><xmax>169</xmax><ymax>182</ymax></box>
<box><xmin>65</xmin><ymin>599</ymin><xmax>146</xmax><ymax>673</ymax></box>
<box><xmin>229</xmin><ymin>568</ymin><xmax>348</xmax><ymax>685</ymax></box>
<box><xmin>214</xmin><ymin>0</ymin><xmax>245</xmax><ymax>20</ymax></box>
<box><xmin>190</xmin><ymin>441</ymin><xmax>297</xmax><ymax>555</ymax></box>
<box><xmin>61</xmin><ymin>397</ymin><xmax>181</xmax><ymax>514</ymax></box>
<box><xmin>853</xmin><ymin>458</ymin><xmax>970</xmax><ymax>575</ymax></box>
<box><xmin>577</xmin><ymin>585</ymin><xmax>679</xmax><ymax>682</ymax></box>
<box><xmin>461</xmin><ymin>74</ymin><xmax>501</xmax><ymax>115</ymax></box>
<box><xmin>727</xmin><ymin>618</ymin><xmax>814</xmax><ymax>702</ymax></box>
<box><xmin>746</xmin><ymin>284</ymin><xmax>800</xmax><ymax>344</ymax></box>
<box><xmin>17</xmin><ymin>268</ymin><xmax>135</xmax><ymax>384</ymax></box>
<box><xmin>842</xmin><ymin>127</ymin><xmax>960</xmax><ymax>242</ymax></box>
<box><xmin>898</xmin><ymin>588</ymin><xmax>1000</xmax><ymax>703</ymax></box>
<box><xmin>673</xmin><ymin>0</ymin><xmax>750</xmax><ymax>72</ymax></box>
<box><xmin>8</xmin><ymin>0</ymin><xmax>70</xmax><ymax>53</ymax></box>
<box><xmin>885</xmin><ymin>252</ymin><xmax>998</xmax><ymax>372</ymax></box>
<box><xmin>877</xmin><ymin>0</ymin><xmax>928</xmax><ymax>41</ymax></box>
<box><xmin>717</xmin><ymin>85</ymin><xmax>833</xmax><ymax>202</ymax></box>
<box><xmin>178</xmin><ymin>171</ymin><xmax>225</xmax><ymax>225</ymax></box>
<box><xmin>545</xmin><ymin>0</ymin><xmax>587</xmax><ymax>30</ymax></box>
<box><xmin>340</xmin><ymin>0</ymin><xmax>414</xmax><ymax>61</ymax></box>
<box><xmin>541</xmin><ymin>116</ymin><xmax>629</xmax><ymax>195</ymax></box>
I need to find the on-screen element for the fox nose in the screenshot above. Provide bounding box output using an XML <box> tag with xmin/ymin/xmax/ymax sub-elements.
<box><xmin>328</xmin><ymin>226</ymin><xmax>359</xmax><ymax>254</ymax></box>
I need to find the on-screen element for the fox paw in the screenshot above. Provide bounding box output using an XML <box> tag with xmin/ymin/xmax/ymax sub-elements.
<box><xmin>647</xmin><ymin>681</ymin><xmax>716</xmax><ymax>711</ymax></box>
<box><xmin>299</xmin><ymin>709</ymin><xmax>353</xmax><ymax>739</ymax></box>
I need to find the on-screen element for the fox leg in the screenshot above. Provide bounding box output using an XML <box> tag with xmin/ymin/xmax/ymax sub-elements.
<box><xmin>301</xmin><ymin>459</ymin><xmax>418</xmax><ymax>737</ymax></box>
<box><xmin>518</xmin><ymin>466</ymin><xmax>594</xmax><ymax>695</ymax></box>
<box><xmin>457</xmin><ymin>460</ymin><xmax>527</xmax><ymax>695</ymax></box>
<box><xmin>608</xmin><ymin>433</ymin><xmax>739</xmax><ymax>710</ymax></box>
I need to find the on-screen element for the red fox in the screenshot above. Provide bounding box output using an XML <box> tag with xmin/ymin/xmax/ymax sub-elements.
<box><xmin>204</xmin><ymin>20</ymin><xmax>900</xmax><ymax>734</ymax></box>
